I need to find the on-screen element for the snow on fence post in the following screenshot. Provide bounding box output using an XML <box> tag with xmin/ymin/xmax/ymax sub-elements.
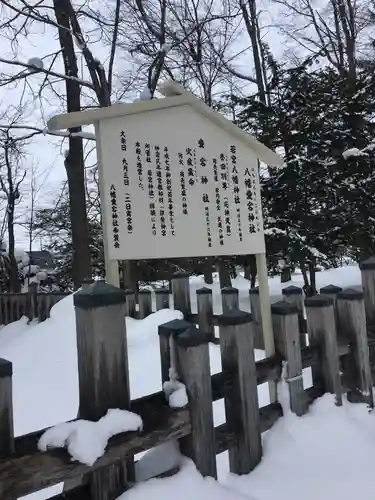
<box><xmin>0</xmin><ymin>358</ymin><xmax>14</xmax><ymax>456</ymax></box>
<box><xmin>360</xmin><ymin>258</ymin><xmax>375</xmax><ymax>328</ymax></box>
<box><xmin>172</xmin><ymin>272</ymin><xmax>191</xmax><ymax>317</ymax></box>
<box><xmin>196</xmin><ymin>287</ymin><xmax>215</xmax><ymax>343</ymax></box>
<box><xmin>221</xmin><ymin>286</ymin><xmax>239</xmax><ymax>314</ymax></box>
<box><xmin>74</xmin><ymin>280</ymin><xmax>133</xmax><ymax>500</ymax></box>
<box><xmin>282</xmin><ymin>285</ymin><xmax>306</xmax><ymax>347</ymax></box>
<box><xmin>155</xmin><ymin>287</ymin><xmax>170</xmax><ymax>310</ymax></box>
<box><xmin>218</xmin><ymin>310</ymin><xmax>262</xmax><ymax>474</ymax></box>
<box><xmin>176</xmin><ymin>325</ymin><xmax>217</xmax><ymax>479</ymax></box>
<box><xmin>249</xmin><ymin>287</ymin><xmax>264</xmax><ymax>350</ymax></box>
<box><xmin>138</xmin><ymin>290</ymin><xmax>152</xmax><ymax>319</ymax></box>
<box><xmin>305</xmin><ymin>295</ymin><xmax>342</xmax><ymax>406</ymax></box>
<box><xmin>271</xmin><ymin>302</ymin><xmax>307</xmax><ymax>416</ymax></box>
<box><xmin>158</xmin><ymin>319</ymin><xmax>192</xmax><ymax>383</ymax></box>
<box><xmin>124</xmin><ymin>289</ymin><xmax>136</xmax><ymax>318</ymax></box>
<box><xmin>336</xmin><ymin>289</ymin><xmax>374</xmax><ymax>407</ymax></box>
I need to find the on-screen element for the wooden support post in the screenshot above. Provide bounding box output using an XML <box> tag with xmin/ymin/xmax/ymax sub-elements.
<box><xmin>0</xmin><ymin>358</ymin><xmax>14</xmax><ymax>457</ymax></box>
<box><xmin>172</xmin><ymin>272</ymin><xmax>191</xmax><ymax>317</ymax></box>
<box><xmin>305</xmin><ymin>295</ymin><xmax>342</xmax><ymax>406</ymax></box>
<box><xmin>124</xmin><ymin>289</ymin><xmax>136</xmax><ymax>318</ymax></box>
<box><xmin>74</xmin><ymin>281</ymin><xmax>132</xmax><ymax>500</ymax></box>
<box><xmin>320</xmin><ymin>284</ymin><xmax>342</xmax><ymax>326</ymax></box>
<box><xmin>196</xmin><ymin>287</ymin><xmax>215</xmax><ymax>342</ymax></box>
<box><xmin>28</xmin><ymin>282</ymin><xmax>38</xmax><ymax>321</ymax></box>
<box><xmin>155</xmin><ymin>288</ymin><xmax>170</xmax><ymax>310</ymax></box>
<box><xmin>249</xmin><ymin>287</ymin><xmax>264</xmax><ymax>350</ymax></box>
<box><xmin>221</xmin><ymin>286</ymin><xmax>239</xmax><ymax>314</ymax></box>
<box><xmin>218</xmin><ymin>310</ymin><xmax>262</xmax><ymax>474</ymax></box>
<box><xmin>360</xmin><ymin>258</ymin><xmax>375</xmax><ymax>329</ymax></box>
<box><xmin>282</xmin><ymin>285</ymin><xmax>306</xmax><ymax>346</ymax></box>
<box><xmin>271</xmin><ymin>302</ymin><xmax>306</xmax><ymax>416</ymax></box>
<box><xmin>176</xmin><ymin>325</ymin><xmax>217</xmax><ymax>478</ymax></box>
<box><xmin>158</xmin><ymin>319</ymin><xmax>192</xmax><ymax>383</ymax></box>
<box><xmin>336</xmin><ymin>289</ymin><xmax>374</xmax><ymax>407</ymax></box>
<box><xmin>138</xmin><ymin>290</ymin><xmax>152</xmax><ymax>319</ymax></box>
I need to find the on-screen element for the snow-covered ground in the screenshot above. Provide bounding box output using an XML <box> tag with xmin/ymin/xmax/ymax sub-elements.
<box><xmin>1</xmin><ymin>263</ymin><xmax>372</xmax><ymax>500</ymax></box>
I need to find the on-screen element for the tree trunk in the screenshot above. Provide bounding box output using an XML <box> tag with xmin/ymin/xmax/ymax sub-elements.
<box><xmin>203</xmin><ymin>260</ymin><xmax>213</xmax><ymax>285</ymax></box>
<box><xmin>121</xmin><ymin>260</ymin><xmax>137</xmax><ymax>290</ymax></box>
<box><xmin>7</xmin><ymin>200</ymin><xmax>20</xmax><ymax>293</ymax></box>
<box><xmin>280</xmin><ymin>266</ymin><xmax>292</xmax><ymax>283</ymax></box>
<box><xmin>216</xmin><ymin>261</ymin><xmax>232</xmax><ymax>289</ymax></box>
<box><xmin>308</xmin><ymin>258</ymin><xmax>317</xmax><ymax>296</ymax></box>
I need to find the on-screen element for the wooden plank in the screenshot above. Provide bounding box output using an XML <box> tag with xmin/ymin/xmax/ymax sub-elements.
<box><xmin>249</xmin><ymin>287</ymin><xmax>264</xmax><ymax>349</ymax></box>
<box><xmin>360</xmin><ymin>258</ymin><xmax>375</xmax><ymax>328</ymax></box>
<box><xmin>171</xmin><ymin>272</ymin><xmax>191</xmax><ymax>316</ymax></box>
<box><xmin>221</xmin><ymin>287</ymin><xmax>239</xmax><ymax>315</ymax></box>
<box><xmin>196</xmin><ymin>287</ymin><xmax>214</xmax><ymax>342</ymax></box>
<box><xmin>0</xmin><ymin>358</ymin><xmax>14</xmax><ymax>457</ymax></box>
<box><xmin>282</xmin><ymin>285</ymin><xmax>306</xmax><ymax>346</ymax></box>
<box><xmin>272</xmin><ymin>302</ymin><xmax>307</xmax><ymax>416</ymax></box>
<box><xmin>337</xmin><ymin>289</ymin><xmax>374</xmax><ymax>407</ymax></box>
<box><xmin>124</xmin><ymin>290</ymin><xmax>136</xmax><ymax>318</ymax></box>
<box><xmin>218</xmin><ymin>310</ymin><xmax>262</xmax><ymax>474</ymax></box>
<box><xmin>177</xmin><ymin>326</ymin><xmax>217</xmax><ymax>478</ymax></box>
<box><xmin>74</xmin><ymin>281</ymin><xmax>132</xmax><ymax>500</ymax></box>
<box><xmin>155</xmin><ymin>288</ymin><xmax>170</xmax><ymax>310</ymax></box>
<box><xmin>138</xmin><ymin>290</ymin><xmax>152</xmax><ymax>319</ymax></box>
<box><xmin>305</xmin><ymin>295</ymin><xmax>342</xmax><ymax>406</ymax></box>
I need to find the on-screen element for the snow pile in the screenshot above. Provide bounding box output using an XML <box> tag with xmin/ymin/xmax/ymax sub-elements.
<box><xmin>163</xmin><ymin>379</ymin><xmax>188</xmax><ymax>408</ymax></box>
<box><xmin>342</xmin><ymin>147</ymin><xmax>366</xmax><ymax>159</ymax></box>
<box><xmin>39</xmin><ymin>409</ymin><xmax>142</xmax><ymax>466</ymax></box>
<box><xmin>135</xmin><ymin>441</ymin><xmax>182</xmax><ymax>482</ymax></box>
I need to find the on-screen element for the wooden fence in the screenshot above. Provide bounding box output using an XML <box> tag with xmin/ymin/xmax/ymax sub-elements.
<box><xmin>1</xmin><ymin>259</ymin><xmax>375</xmax><ymax>499</ymax></box>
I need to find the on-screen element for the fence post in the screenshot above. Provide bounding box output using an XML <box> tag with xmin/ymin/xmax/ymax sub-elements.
<box><xmin>158</xmin><ymin>319</ymin><xmax>192</xmax><ymax>383</ymax></box>
<box><xmin>305</xmin><ymin>295</ymin><xmax>342</xmax><ymax>406</ymax></box>
<box><xmin>360</xmin><ymin>258</ymin><xmax>375</xmax><ymax>329</ymax></box>
<box><xmin>155</xmin><ymin>288</ymin><xmax>170</xmax><ymax>310</ymax></box>
<box><xmin>124</xmin><ymin>289</ymin><xmax>136</xmax><ymax>318</ymax></box>
<box><xmin>172</xmin><ymin>272</ymin><xmax>191</xmax><ymax>316</ymax></box>
<box><xmin>176</xmin><ymin>325</ymin><xmax>217</xmax><ymax>478</ymax></box>
<box><xmin>218</xmin><ymin>310</ymin><xmax>262</xmax><ymax>474</ymax></box>
<box><xmin>138</xmin><ymin>290</ymin><xmax>152</xmax><ymax>319</ymax></box>
<box><xmin>320</xmin><ymin>284</ymin><xmax>342</xmax><ymax>324</ymax></box>
<box><xmin>336</xmin><ymin>289</ymin><xmax>374</xmax><ymax>407</ymax></box>
<box><xmin>221</xmin><ymin>286</ymin><xmax>239</xmax><ymax>314</ymax></box>
<box><xmin>249</xmin><ymin>287</ymin><xmax>264</xmax><ymax>350</ymax></box>
<box><xmin>271</xmin><ymin>302</ymin><xmax>306</xmax><ymax>416</ymax></box>
<box><xmin>282</xmin><ymin>285</ymin><xmax>306</xmax><ymax>346</ymax></box>
<box><xmin>74</xmin><ymin>280</ymin><xmax>132</xmax><ymax>500</ymax></box>
<box><xmin>196</xmin><ymin>287</ymin><xmax>214</xmax><ymax>342</ymax></box>
<box><xmin>28</xmin><ymin>282</ymin><xmax>38</xmax><ymax>321</ymax></box>
<box><xmin>0</xmin><ymin>358</ymin><xmax>14</xmax><ymax>456</ymax></box>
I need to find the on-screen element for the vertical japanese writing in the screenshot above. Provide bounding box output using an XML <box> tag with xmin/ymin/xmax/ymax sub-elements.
<box><xmin>124</xmin><ymin>193</ymin><xmax>133</xmax><ymax>235</ymax></box>
<box><xmin>178</xmin><ymin>152</ymin><xmax>188</xmax><ymax>215</ymax></box>
<box><xmin>244</xmin><ymin>167</ymin><xmax>256</xmax><ymax>234</ymax></box>
<box><xmin>185</xmin><ymin>147</ymin><xmax>195</xmax><ymax>187</ymax></box>
<box><xmin>135</xmin><ymin>141</ymin><xmax>144</xmax><ymax>190</ymax></box>
<box><xmin>145</xmin><ymin>143</ymin><xmax>152</xmax><ymax>163</ymax></box>
<box><xmin>156</xmin><ymin>146</ymin><xmax>166</xmax><ymax>236</ymax></box>
<box><xmin>213</xmin><ymin>158</ymin><xmax>218</xmax><ymax>182</ymax></box>
<box><xmin>109</xmin><ymin>185</ymin><xmax>120</xmax><ymax>249</ymax></box>
<box><xmin>251</xmin><ymin>167</ymin><xmax>261</xmax><ymax>232</ymax></box>
<box><xmin>120</xmin><ymin>131</ymin><xmax>127</xmax><ymax>151</ymax></box>
<box><xmin>164</xmin><ymin>146</ymin><xmax>175</xmax><ymax>236</ymax></box>
<box><xmin>230</xmin><ymin>145</ymin><xmax>242</xmax><ymax>242</ymax></box>
<box><xmin>198</xmin><ymin>138</ymin><xmax>208</xmax><ymax>185</ymax></box>
<box><xmin>203</xmin><ymin>193</ymin><xmax>212</xmax><ymax>248</ymax></box>
<box><xmin>147</xmin><ymin>154</ymin><xmax>156</xmax><ymax>236</ymax></box>
<box><xmin>122</xmin><ymin>158</ymin><xmax>129</xmax><ymax>187</ymax></box>
<box><xmin>219</xmin><ymin>152</ymin><xmax>229</xmax><ymax>191</ymax></box>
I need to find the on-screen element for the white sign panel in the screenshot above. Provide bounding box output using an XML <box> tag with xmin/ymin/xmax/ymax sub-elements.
<box><xmin>97</xmin><ymin>104</ymin><xmax>265</xmax><ymax>260</ymax></box>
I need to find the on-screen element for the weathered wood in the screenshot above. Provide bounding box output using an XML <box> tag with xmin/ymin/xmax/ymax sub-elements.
<box><xmin>138</xmin><ymin>290</ymin><xmax>152</xmax><ymax>319</ymax></box>
<box><xmin>158</xmin><ymin>319</ymin><xmax>192</xmax><ymax>383</ymax></box>
<box><xmin>176</xmin><ymin>326</ymin><xmax>217</xmax><ymax>478</ymax></box>
<box><xmin>249</xmin><ymin>287</ymin><xmax>264</xmax><ymax>349</ymax></box>
<box><xmin>272</xmin><ymin>302</ymin><xmax>306</xmax><ymax>416</ymax></box>
<box><xmin>0</xmin><ymin>359</ymin><xmax>14</xmax><ymax>457</ymax></box>
<box><xmin>305</xmin><ymin>295</ymin><xmax>342</xmax><ymax>406</ymax></box>
<box><xmin>221</xmin><ymin>287</ymin><xmax>239</xmax><ymax>314</ymax></box>
<box><xmin>74</xmin><ymin>281</ymin><xmax>132</xmax><ymax>500</ymax></box>
<box><xmin>28</xmin><ymin>282</ymin><xmax>38</xmax><ymax>321</ymax></box>
<box><xmin>196</xmin><ymin>287</ymin><xmax>214</xmax><ymax>342</ymax></box>
<box><xmin>155</xmin><ymin>288</ymin><xmax>170</xmax><ymax>310</ymax></box>
<box><xmin>282</xmin><ymin>285</ymin><xmax>306</xmax><ymax>346</ymax></box>
<box><xmin>360</xmin><ymin>258</ymin><xmax>375</xmax><ymax>328</ymax></box>
<box><xmin>218</xmin><ymin>310</ymin><xmax>262</xmax><ymax>474</ymax></box>
<box><xmin>124</xmin><ymin>290</ymin><xmax>136</xmax><ymax>318</ymax></box>
<box><xmin>336</xmin><ymin>289</ymin><xmax>374</xmax><ymax>407</ymax></box>
<box><xmin>171</xmin><ymin>272</ymin><xmax>191</xmax><ymax>316</ymax></box>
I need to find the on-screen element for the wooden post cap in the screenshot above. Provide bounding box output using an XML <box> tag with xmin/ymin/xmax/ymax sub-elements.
<box><xmin>360</xmin><ymin>257</ymin><xmax>375</xmax><ymax>270</ymax></box>
<box><xmin>176</xmin><ymin>325</ymin><xmax>212</xmax><ymax>347</ymax></box>
<box><xmin>320</xmin><ymin>284</ymin><xmax>343</xmax><ymax>295</ymax></box>
<box><xmin>221</xmin><ymin>287</ymin><xmax>239</xmax><ymax>295</ymax></box>
<box><xmin>282</xmin><ymin>285</ymin><xmax>302</xmax><ymax>296</ymax></box>
<box><xmin>0</xmin><ymin>358</ymin><xmax>12</xmax><ymax>378</ymax></box>
<box><xmin>271</xmin><ymin>301</ymin><xmax>298</xmax><ymax>315</ymax></box>
<box><xmin>138</xmin><ymin>289</ymin><xmax>151</xmax><ymax>295</ymax></box>
<box><xmin>172</xmin><ymin>271</ymin><xmax>190</xmax><ymax>279</ymax></box>
<box><xmin>158</xmin><ymin>318</ymin><xmax>192</xmax><ymax>337</ymax></box>
<box><xmin>155</xmin><ymin>287</ymin><xmax>170</xmax><ymax>294</ymax></box>
<box><xmin>74</xmin><ymin>281</ymin><xmax>125</xmax><ymax>309</ymax></box>
<box><xmin>124</xmin><ymin>289</ymin><xmax>136</xmax><ymax>295</ymax></box>
<box><xmin>196</xmin><ymin>287</ymin><xmax>213</xmax><ymax>295</ymax></box>
<box><xmin>217</xmin><ymin>309</ymin><xmax>252</xmax><ymax>326</ymax></box>
<box><xmin>305</xmin><ymin>295</ymin><xmax>334</xmax><ymax>307</ymax></box>
<box><xmin>337</xmin><ymin>289</ymin><xmax>364</xmax><ymax>300</ymax></box>
<box><xmin>249</xmin><ymin>286</ymin><xmax>259</xmax><ymax>295</ymax></box>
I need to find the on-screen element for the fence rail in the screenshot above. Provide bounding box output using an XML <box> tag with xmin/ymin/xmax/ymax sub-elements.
<box><xmin>2</xmin><ymin>259</ymin><xmax>375</xmax><ymax>500</ymax></box>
